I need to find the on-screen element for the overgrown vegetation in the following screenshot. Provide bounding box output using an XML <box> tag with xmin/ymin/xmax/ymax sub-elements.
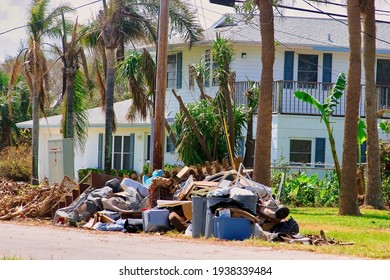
<box><xmin>272</xmin><ymin>168</ymin><xmax>389</xmax><ymax>208</ymax></box>
<box><xmin>0</xmin><ymin>144</ymin><xmax>32</xmax><ymax>181</ymax></box>
<box><xmin>171</xmin><ymin>99</ymin><xmax>246</xmax><ymax>166</ymax></box>
<box><xmin>77</xmin><ymin>168</ymin><xmax>137</xmax><ymax>181</ymax></box>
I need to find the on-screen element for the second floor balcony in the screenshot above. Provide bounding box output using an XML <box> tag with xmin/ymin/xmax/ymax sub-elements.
<box><xmin>234</xmin><ymin>80</ymin><xmax>390</xmax><ymax>118</ymax></box>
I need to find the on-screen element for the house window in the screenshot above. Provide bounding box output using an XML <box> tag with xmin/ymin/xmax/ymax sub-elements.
<box><xmin>167</xmin><ymin>54</ymin><xmax>177</xmax><ymax>88</ymax></box>
<box><xmin>204</xmin><ymin>49</ymin><xmax>218</xmax><ymax>87</ymax></box>
<box><xmin>204</xmin><ymin>50</ymin><xmax>211</xmax><ymax>87</ymax></box>
<box><xmin>376</xmin><ymin>59</ymin><xmax>390</xmax><ymax>109</ymax></box>
<box><xmin>290</xmin><ymin>139</ymin><xmax>312</xmax><ymax>164</ymax></box>
<box><xmin>283</xmin><ymin>51</ymin><xmax>294</xmax><ymax>89</ymax></box>
<box><xmin>298</xmin><ymin>54</ymin><xmax>318</xmax><ymax>88</ymax></box>
<box><xmin>166</xmin><ymin>136</ymin><xmax>175</xmax><ymax>153</ymax></box>
<box><xmin>166</xmin><ymin>52</ymin><xmax>182</xmax><ymax>89</ymax></box>
<box><xmin>112</xmin><ymin>134</ymin><xmax>135</xmax><ymax>170</ymax></box>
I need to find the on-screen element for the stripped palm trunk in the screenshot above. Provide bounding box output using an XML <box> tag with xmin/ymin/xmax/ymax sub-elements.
<box><xmin>253</xmin><ymin>0</ymin><xmax>275</xmax><ymax>186</ymax></box>
<box><xmin>362</xmin><ymin>0</ymin><xmax>385</xmax><ymax>209</ymax></box>
<box><xmin>340</xmin><ymin>0</ymin><xmax>361</xmax><ymax>216</ymax></box>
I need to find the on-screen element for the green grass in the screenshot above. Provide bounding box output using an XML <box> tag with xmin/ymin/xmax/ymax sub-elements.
<box><xmin>245</xmin><ymin>207</ymin><xmax>390</xmax><ymax>259</ymax></box>
<box><xmin>1</xmin><ymin>255</ymin><xmax>22</xmax><ymax>260</ymax></box>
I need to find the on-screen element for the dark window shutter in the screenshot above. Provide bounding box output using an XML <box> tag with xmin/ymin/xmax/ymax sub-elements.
<box><xmin>360</xmin><ymin>141</ymin><xmax>367</xmax><ymax>164</ymax></box>
<box><xmin>315</xmin><ymin>137</ymin><xmax>326</xmax><ymax>164</ymax></box>
<box><xmin>129</xmin><ymin>133</ymin><xmax>135</xmax><ymax>170</ymax></box>
<box><xmin>322</xmin><ymin>53</ymin><xmax>332</xmax><ymax>90</ymax></box>
<box><xmin>284</xmin><ymin>51</ymin><xmax>294</xmax><ymax>88</ymax></box>
<box><xmin>98</xmin><ymin>133</ymin><xmax>103</xmax><ymax>169</ymax></box>
<box><xmin>176</xmin><ymin>52</ymin><xmax>182</xmax><ymax>89</ymax></box>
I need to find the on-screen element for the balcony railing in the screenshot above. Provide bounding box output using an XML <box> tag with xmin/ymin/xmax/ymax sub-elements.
<box><xmin>234</xmin><ymin>80</ymin><xmax>390</xmax><ymax>117</ymax></box>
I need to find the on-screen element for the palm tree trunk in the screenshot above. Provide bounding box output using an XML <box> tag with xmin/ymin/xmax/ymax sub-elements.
<box><xmin>65</xmin><ymin>75</ymin><xmax>75</xmax><ymax>139</ymax></box>
<box><xmin>104</xmin><ymin>48</ymin><xmax>115</xmax><ymax>174</ymax></box>
<box><xmin>362</xmin><ymin>0</ymin><xmax>385</xmax><ymax>209</ymax></box>
<box><xmin>326</xmin><ymin>121</ymin><xmax>342</xmax><ymax>186</ymax></box>
<box><xmin>253</xmin><ymin>0</ymin><xmax>274</xmax><ymax>186</ymax></box>
<box><xmin>32</xmin><ymin>82</ymin><xmax>40</xmax><ymax>182</ymax></box>
<box><xmin>340</xmin><ymin>1</ymin><xmax>361</xmax><ymax>216</ymax></box>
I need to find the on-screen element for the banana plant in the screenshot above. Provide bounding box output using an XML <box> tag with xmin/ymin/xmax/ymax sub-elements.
<box><xmin>294</xmin><ymin>72</ymin><xmax>346</xmax><ymax>187</ymax></box>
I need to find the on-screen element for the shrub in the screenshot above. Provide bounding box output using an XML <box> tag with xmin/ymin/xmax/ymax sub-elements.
<box><xmin>276</xmin><ymin>170</ymin><xmax>339</xmax><ymax>207</ymax></box>
<box><xmin>77</xmin><ymin>168</ymin><xmax>104</xmax><ymax>182</ymax></box>
<box><xmin>0</xmin><ymin>144</ymin><xmax>32</xmax><ymax>181</ymax></box>
<box><xmin>379</xmin><ymin>140</ymin><xmax>390</xmax><ymax>172</ymax></box>
<box><xmin>382</xmin><ymin>175</ymin><xmax>390</xmax><ymax>208</ymax></box>
<box><xmin>110</xmin><ymin>169</ymin><xmax>137</xmax><ymax>178</ymax></box>
<box><xmin>77</xmin><ymin>168</ymin><xmax>138</xmax><ymax>182</ymax></box>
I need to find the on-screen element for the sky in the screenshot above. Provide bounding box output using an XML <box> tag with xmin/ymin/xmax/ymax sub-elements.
<box><xmin>1</xmin><ymin>0</ymin><xmax>390</xmax><ymax>63</ymax></box>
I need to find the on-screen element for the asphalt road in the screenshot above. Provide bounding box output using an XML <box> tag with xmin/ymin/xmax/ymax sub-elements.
<box><xmin>0</xmin><ymin>222</ymin><xmax>362</xmax><ymax>260</ymax></box>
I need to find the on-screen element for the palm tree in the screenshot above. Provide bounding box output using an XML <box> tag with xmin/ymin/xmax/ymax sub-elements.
<box><xmin>92</xmin><ymin>0</ymin><xmax>202</xmax><ymax>174</ymax></box>
<box><xmin>361</xmin><ymin>1</ymin><xmax>385</xmax><ymax>209</ymax></box>
<box><xmin>212</xmin><ymin>34</ymin><xmax>237</xmax><ymax>161</ymax></box>
<box><xmin>339</xmin><ymin>0</ymin><xmax>361</xmax><ymax>216</ymax></box>
<box><xmin>51</xmin><ymin>13</ymin><xmax>91</xmax><ymax>150</ymax></box>
<box><xmin>117</xmin><ymin>49</ymin><xmax>155</xmax><ymax>121</ymax></box>
<box><xmin>253</xmin><ymin>0</ymin><xmax>275</xmax><ymax>186</ymax></box>
<box><xmin>1</xmin><ymin>68</ymin><xmax>30</xmax><ymax>147</ymax></box>
<box><xmin>8</xmin><ymin>0</ymin><xmax>70</xmax><ymax>183</ymax></box>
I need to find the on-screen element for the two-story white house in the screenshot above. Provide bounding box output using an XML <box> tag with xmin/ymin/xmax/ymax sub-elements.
<box><xmin>17</xmin><ymin>14</ymin><xmax>390</xmax><ymax>183</ymax></box>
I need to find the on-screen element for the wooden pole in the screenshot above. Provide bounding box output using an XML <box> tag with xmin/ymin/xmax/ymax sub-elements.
<box><xmin>153</xmin><ymin>0</ymin><xmax>170</xmax><ymax>171</ymax></box>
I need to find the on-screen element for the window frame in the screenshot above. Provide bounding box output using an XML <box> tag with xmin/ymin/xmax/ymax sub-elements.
<box><xmin>112</xmin><ymin>134</ymin><xmax>134</xmax><ymax>170</ymax></box>
<box><xmin>297</xmin><ymin>54</ymin><xmax>319</xmax><ymax>88</ymax></box>
<box><xmin>166</xmin><ymin>54</ymin><xmax>177</xmax><ymax>89</ymax></box>
<box><xmin>289</xmin><ymin>139</ymin><xmax>313</xmax><ymax>164</ymax></box>
<box><xmin>166</xmin><ymin>136</ymin><xmax>175</xmax><ymax>153</ymax></box>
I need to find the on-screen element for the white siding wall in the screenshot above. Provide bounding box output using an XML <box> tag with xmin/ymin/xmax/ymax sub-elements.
<box><xmin>35</xmin><ymin>44</ymin><xmax>390</xmax><ymax>181</ymax></box>
<box><xmin>38</xmin><ymin>126</ymin><xmax>182</xmax><ymax>182</ymax></box>
<box><xmin>270</xmin><ymin>115</ymin><xmax>345</xmax><ymax>165</ymax></box>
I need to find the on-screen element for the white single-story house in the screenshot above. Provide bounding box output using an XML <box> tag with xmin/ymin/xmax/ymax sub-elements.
<box><xmin>17</xmin><ymin>13</ymin><xmax>390</xmax><ymax>183</ymax></box>
<box><xmin>17</xmin><ymin>100</ymin><xmax>180</xmax><ymax>184</ymax></box>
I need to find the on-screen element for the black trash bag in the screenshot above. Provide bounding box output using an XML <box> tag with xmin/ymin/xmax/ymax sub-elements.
<box><xmin>124</xmin><ymin>218</ymin><xmax>143</xmax><ymax>233</ymax></box>
<box><xmin>270</xmin><ymin>217</ymin><xmax>299</xmax><ymax>235</ymax></box>
<box><xmin>105</xmin><ymin>178</ymin><xmax>122</xmax><ymax>193</ymax></box>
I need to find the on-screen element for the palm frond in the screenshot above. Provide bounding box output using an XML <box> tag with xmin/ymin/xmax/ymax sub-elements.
<box><xmin>7</xmin><ymin>59</ymin><xmax>23</xmax><ymax>118</ymax></box>
<box><xmin>73</xmin><ymin>71</ymin><xmax>89</xmax><ymax>150</ymax></box>
<box><xmin>95</xmin><ymin>61</ymin><xmax>106</xmax><ymax>110</ymax></box>
<box><xmin>141</xmin><ymin>48</ymin><xmax>156</xmax><ymax>94</ymax></box>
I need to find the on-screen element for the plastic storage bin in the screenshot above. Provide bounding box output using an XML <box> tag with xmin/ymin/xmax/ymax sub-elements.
<box><xmin>142</xmin><ymin>209</ymin><xmax>170</xmax><ymax>232</ymax></box>
<box><xmin>232</xmin><ymin>195</ymin><xmax>258</xmax><ymax>214</ymax></box>
<box><xmin>213</xmin><ymin>217</ymin><xmax>253</xmax><ymax>241</ymax></box>
<box><xmin>191</xmin><ymin>196</ymin><xmax>207</xmax><ymax>238</ymax></box>
<box><xmin>204</xmin><ymin>197</ymin><xmax>228</xmax><ymax>238</ymax></box>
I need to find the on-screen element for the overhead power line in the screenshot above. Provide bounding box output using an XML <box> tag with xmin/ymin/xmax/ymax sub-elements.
<box><xmin>0</xmin><ymin>0</ymin><xmax>101</xmax><ymax>37</ymax></box>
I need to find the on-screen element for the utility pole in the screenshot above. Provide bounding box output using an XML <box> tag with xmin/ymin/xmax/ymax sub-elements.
<box><xmin>153</xmin><ymin>0</ymin><xmax>170</xmax><ymax>171</ymax></box>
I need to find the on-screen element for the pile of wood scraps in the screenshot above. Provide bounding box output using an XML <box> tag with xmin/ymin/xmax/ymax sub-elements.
<box><xmin>0</xmin><ymin>176</ymin><xmax>78</xmax><ymax>220</ymax></box>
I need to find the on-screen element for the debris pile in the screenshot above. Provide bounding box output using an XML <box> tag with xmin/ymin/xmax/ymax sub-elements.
<box><xmin>0</xmin><ymin>160</ymin><xmax>353</xmax><ymax>246</ymax></box>
<box><xmin>0</xmin><ymin>178</ymin><xmax>75</xmax><ymax>220</ymax></box>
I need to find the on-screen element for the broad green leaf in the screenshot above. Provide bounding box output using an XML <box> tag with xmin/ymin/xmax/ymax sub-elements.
<box><xmin>294</xmin><ymin>91</ymin><xmax>325</xmax><ymax>114</ymax></box>
<box><xmin>357</xmin><ymin>118</ymin><xmax>367</xmax><ymax>145</ymax></box>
